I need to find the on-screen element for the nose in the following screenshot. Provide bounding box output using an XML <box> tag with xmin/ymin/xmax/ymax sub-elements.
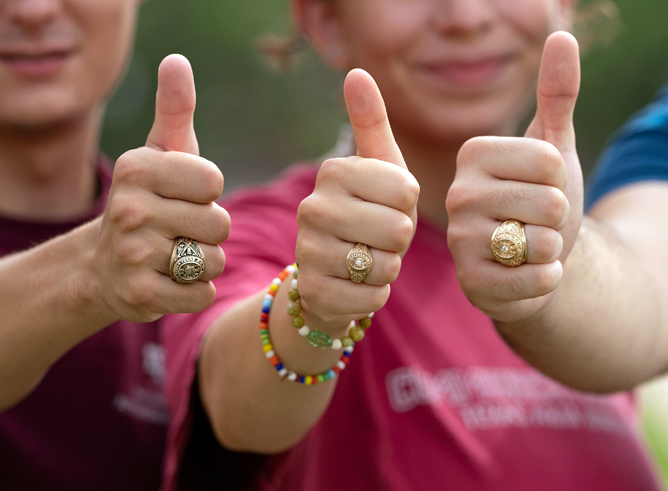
<box><xmin>432</xmin><ymin>0</ymin><xmax>495</xmax><ymax>39</ymax></box>
<box><xmin>2</xmin><ymin>0</ymin><xmax>62</xmax><ymax>32</ymax></box>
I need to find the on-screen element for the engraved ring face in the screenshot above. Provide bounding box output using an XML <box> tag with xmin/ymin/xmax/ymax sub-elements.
<box><xmin>170</xmin><ymin>237</ymin><xmax>207</xmax><ymax>284</ymax></box>
<box><xmin>490</xmin><ymin>220</ymin><xmax>527</xmax><ymax>267</ymax></box>
<box><xmin>346</xmin><ymin>243</ymin><xmax>373</xmax><ymax>283</ymax></box>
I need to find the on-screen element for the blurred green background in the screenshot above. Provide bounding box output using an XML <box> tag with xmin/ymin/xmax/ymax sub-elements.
<box><xmin>102</xmin><ymin>0</ymin><xmax>668</xmax><ymax>483</ymax></box>
<box><xmin>102</xmin><ymin>0</ymin><xmax>668</xmax><ymax>191</ymax></box>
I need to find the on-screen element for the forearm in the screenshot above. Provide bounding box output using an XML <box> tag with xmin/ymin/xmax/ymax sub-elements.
<box><xmin>0</xmin><ymin>217</ymin><xmax>116</xmax><ymax>409</ymax></box>
<box><xmin>495</xmin><ymin>216</ymin><xmax>668</xmax><ymax>392</ymax></box>
<box><xmin>199</xmin><ymin>279</ymin><xmax>348</xmax><ymax>454</ymax></box>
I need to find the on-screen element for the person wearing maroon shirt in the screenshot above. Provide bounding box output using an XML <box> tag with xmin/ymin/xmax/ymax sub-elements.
<box><xmin>157</xmin><ymin>1</ymin><xmax>663</xmax><ymax>490</ymax></box>
<box><xmin>0</xmin><ymin>0</ymin><xmax>229</xmax><ymax>489</ymax></box>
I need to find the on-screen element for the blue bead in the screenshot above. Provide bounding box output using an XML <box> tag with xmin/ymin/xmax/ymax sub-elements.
<box><xmin>262</xmin><ymin>306</ymin><xmax>270</xmax><ymax>314</ymax></box>
<box><xmin>327</xmin><ymin>370</ymin><xmax>336</xmax><ymax>379</ymax></box>
<box><xmin>300</xmin><ymin>376</ymin><xmax>305</xmax><ymax>384</ymax></box>
<box><xmin>275</xmin><ymin>363</ymin><xmax>283</xmax><ymax>371</ymax></box>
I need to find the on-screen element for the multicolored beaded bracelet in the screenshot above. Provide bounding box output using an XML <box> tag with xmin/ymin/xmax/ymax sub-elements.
<box><xmin>260</xmin><ymin>264</ymin><xmax>354</xmax><ymax>384</ymax></box>
<box><xmin>285</xmin><ymin>263</ymin><xmax>373</xmax><ymax>349</ymax></box>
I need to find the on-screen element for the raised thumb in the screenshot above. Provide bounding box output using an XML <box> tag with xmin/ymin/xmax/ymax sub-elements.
<box><xmin>145</xmin><ymin>54</ymin><xmax>199</xmax><ymax>155</ymax></box>
<box><xmin>524</xmin><ymin>31</ymin><xmax>580</xmax><ymax>153</ymax></box>
<box><xmin>344</xmin><ymin>69</ymin><xmax>406</xmax><ymax>169</ymax></box>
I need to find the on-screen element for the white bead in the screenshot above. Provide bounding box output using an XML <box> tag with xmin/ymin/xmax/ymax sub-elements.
<box><xmin>368</xmin><ymin>312</ymin><xmax>375</xmax><ymax>318</ymax></box>
<box><xmin>286</xmin><ymin>265</ymin><xmax>296</xmax><ymax>274</ymax></box>
<box><xmin>345</xmin><ymin>346</ymin><xmax>354</xmax><ymax>354</ymax></box>
<box><xmin>278</xmin><ymin>368</ymin><xmax>288</xmax><ymax>377</ymax></box>
<box><xmin>291</xmin><ymin>279</ymin><xmax>298</xmax><ymax>289</ymax></box>
<box><xmin>336</xmin><ymin>361</ymin><xmax>346</xmax><ymax>370</ymax></box>
<box><xmin>272</xmin><ymin>278</ymin><xmax>282</xmax><ymax>286</ymax></box>
<box><xmin>287</xmin><ymin>372</ymin><xmax>298</xmax><ymax>382</ymax></box>
<box><xmin>265</xmin><ymin>350</ymin><xmax>275</xmax><ymax>358</ymax></box>
<box><xmin>298</xmin><ymin>326</ymin><xmax>310</xmax><ymax>336</ymax></box>
<box><xmin>331</xmin><ymin>339</ymin><xmax>342</xmax><ymax>350</ymax></box>
<box><xmin>349</xmin><ymin>320</ymin><xmax>356</xmax><ymax>329</ymax></box>
<box><xmin>264</xmin><ymin>294</ymin><xmax>273</xmax><ymax>302</ymax></box>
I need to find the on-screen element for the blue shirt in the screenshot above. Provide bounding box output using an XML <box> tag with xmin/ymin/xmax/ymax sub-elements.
<box><xmin>586</xmin><ymin>83</ymin><xmax>668</xmax><ymax>209</ymax></box>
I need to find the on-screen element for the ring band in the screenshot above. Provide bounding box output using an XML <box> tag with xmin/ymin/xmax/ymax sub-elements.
<box><xmin>491</xmin><ymin>220</ymin><xmax>527</xmax><ymax>267</ymax></box>
<box><xmin>170</xmin><ymin>237</ymin><xmax>207</xmax><ymax>284</ymax></box>
<box><xmin>346</xmin><ymin>243</ymin><xmax>373</xmax><ymax>283</ymax></box>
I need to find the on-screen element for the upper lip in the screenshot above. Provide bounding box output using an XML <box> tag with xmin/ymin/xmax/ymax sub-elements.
<box><xmin>0</xmin><ymin>43</ymin><xmax>76</xmax><ymax>58</ymax></box>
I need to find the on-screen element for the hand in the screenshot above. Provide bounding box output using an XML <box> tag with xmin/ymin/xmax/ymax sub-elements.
<box><xmin>92</xmin><ymin>55</ymin><xmax>230</xmax><ymax>322</ymax></box>
<box><xmin>295</xmin><ymin>69</ymin><xmax>419</xmax><ymax>327</ymax></box>
<box><xmin>446</xmin><ymin>32</ymin><xmax>582</xmax><ymax>322</ymax></box>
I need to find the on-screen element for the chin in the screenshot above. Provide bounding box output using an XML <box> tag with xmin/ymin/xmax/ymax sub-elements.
<box><xmin>0</xmin><ymin>92</ymin><xmax>90</xmax><ymax>129</ymax></box>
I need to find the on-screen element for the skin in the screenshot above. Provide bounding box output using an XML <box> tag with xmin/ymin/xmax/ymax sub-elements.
<box><xmin>199</xmin><ymin>0</ymin><xmax>578</xmax><ymax>453</ymax></box>
<box><xmin>0</xmin><ymin>0</ymin><xmax>230</xmax><ymax>410</ymax></box>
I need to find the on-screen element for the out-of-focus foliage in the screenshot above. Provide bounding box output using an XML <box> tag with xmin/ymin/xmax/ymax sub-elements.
<box><xmin>101</xmin><ymin>0</ymin><xmax>668</xmax><ymax>192</ymax></box>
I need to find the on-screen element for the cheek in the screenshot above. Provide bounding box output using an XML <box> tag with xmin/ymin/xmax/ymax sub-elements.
<box><xmin>340</xmin><ymin>0</ymin><xmax>431</xmax><ymax>66</ymax></box>
<box><xmin>72</xmin><ymin>0</ymin><xmax>138</xmax><ymax>102</ymax></box>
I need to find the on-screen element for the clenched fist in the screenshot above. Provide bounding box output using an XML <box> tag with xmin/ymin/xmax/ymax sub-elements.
<box><xmin>296</xmin><ymin>69</ymin><xmax>419</xmax><ymax>328</ymax></box>
<box><xmin>446</xmin><ymin>32</ymin><xmax>582</xmax><ymax>322</ymax></box>
<box><xmin>91</xmin><ymin>55</ymin><xmax>230</xmax><ymax>322</ymax></box>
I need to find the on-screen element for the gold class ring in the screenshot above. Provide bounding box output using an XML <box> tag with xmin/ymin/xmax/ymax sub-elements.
<box><xmin>170</xmin><ymin>237</ymin><xmax>207</xmax><ymax>284</ymax></box>
<box><xmin>490</xmin><ymin>220</ymin><xmax>527</xmax><ymax>267</ymax></box>
<box><xmin>346</xmin><ymin>243</ymin><xmax>373</xmax><ymax>283</ymax></box>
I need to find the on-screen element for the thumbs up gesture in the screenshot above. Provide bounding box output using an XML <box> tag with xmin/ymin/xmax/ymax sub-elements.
<box><xmin>93</xmin><ymin>55</ymin><xmax>230</xmax><ymax>322</ymax></box>
<box><xmin>296</xmin><ymin>69</ymin><xmax>419</xmax><ymax>326</ymax></box>
<box><xmin>446</xmin><ymin>32</ymin><xmax>582</xmax><ymax>322</ymax></box>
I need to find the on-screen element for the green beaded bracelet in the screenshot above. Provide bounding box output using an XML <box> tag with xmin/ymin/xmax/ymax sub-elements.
<box><xmin>286</xmin><ymin>264</ymin><xmax>374</xmax><ymax>349</ymax></box>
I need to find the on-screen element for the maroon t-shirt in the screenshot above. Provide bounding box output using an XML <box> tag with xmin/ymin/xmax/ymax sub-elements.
<box><xmin>0</xmin><ymin>159</ymin><xmax>168</xmax><ymax>490</ymax></box>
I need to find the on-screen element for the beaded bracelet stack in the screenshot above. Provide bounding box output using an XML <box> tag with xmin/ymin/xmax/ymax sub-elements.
<box><xmin>285</xmin><ymin>264</ymin><xmax>373</xmax><ymax>349</ymax></box>
<box><xmin>260</xmin><ymin>264</ymin><xmax>354</xmax><ymax>384</ymax></box>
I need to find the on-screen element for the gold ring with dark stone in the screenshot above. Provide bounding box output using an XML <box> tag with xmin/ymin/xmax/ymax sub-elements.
<box><xmin>346</xmin><ymin>243</ymin><xmax>373</xmax><ymax>283</ymax></box>
<box><xmin>170</xmin><ymin>237</ymin><xmax>206</xmax><ymax>284</ymax></box>
<box><xmin>491</xmin><ymin>220</ymin><xmax>527</xmax><ymax>267</ymax></box>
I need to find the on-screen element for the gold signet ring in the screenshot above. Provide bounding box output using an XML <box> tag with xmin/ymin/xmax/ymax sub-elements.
<box><xmin>490</xmin><ymin>220</ymin><xmax>527</xmax><ymax>267</ymax></box>
<box><xmin>346</xmin><ymin>243</ymin><xmax>373</xmax><ymax>283</ymax></box>
<box><xmin>170</xmin><ymin>237</ymin><xmax>207</xmax><ymax>284</ymax></box>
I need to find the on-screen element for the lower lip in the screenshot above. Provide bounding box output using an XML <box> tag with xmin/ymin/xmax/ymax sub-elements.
<box><xmin>0</xmin><ymin>54</ymin><xmax>71</xmax><ymax>77</ymax></box>
<box><xmin>425</xmin><ymin>58</ymin><xmax>510</xmax><ymax>87</ymax></box>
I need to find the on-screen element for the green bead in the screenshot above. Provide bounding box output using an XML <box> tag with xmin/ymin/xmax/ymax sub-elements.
<box><xmin>293</xmin><ymin>269</ymin><xmax>299</xmax><ymax>279</ymax></box>
<box><xmin>260</xmin><ymin>329</ymin><xmax>269</xmax><ymax>335</ymax></box>
<box><xmin>359</xmin><ymin>316</ymin><xmax>372</xmax><ymax>329</ymax></box>
<box><xmin>292</xmin><ymin>316</ymin><xmax>304</xmax><ymax>328</ymax></box>
<box><xmin>288</xmin><ymin>289</ymin><xmax>300</xmax><ymax>301</ymax></box>
<box><xmin>317</xmin><ymin>375</ymin><xmax>325</xmax><ymax>383</ymax></box>
<box><xmin>349</xmin><ymin>326</ymin><xmax>365</xmax><ymax>342</ymax></box>
<box><xmin>286</xmin><ymin>301</ymin><xmax>302</xmax><ymax>317</ymax></box>
<box><xmin>341</xmin><ymin>336</ymin><xmax>354</xmax><ymax>348</ymax></box>
<box><xmin>307</xmin><ymin>330</ymin><xmax>333</xmax><ymax>349</ymax></box>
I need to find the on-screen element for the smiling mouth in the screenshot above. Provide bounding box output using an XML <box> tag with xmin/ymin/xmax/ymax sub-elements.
<box><xmin>0</xmin><ymin>50</ymin><xmax>73</xmax><ymax>76</ymax></box>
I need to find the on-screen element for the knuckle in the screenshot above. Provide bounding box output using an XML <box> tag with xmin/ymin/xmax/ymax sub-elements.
<box><xmin>123</xmin><ymin>276</ymin><xmax>158</xmax><ymax>308</ymax></box>
<box><xmin>114</xmin><ymin>151</ymin><xmax>149</xmax><ymax>186</ymax></box>
<box><xmin>209</xmin><ymin>246</ymin><xmax>226</xmax><ymax>278</ymax></box>
<box><xmin>317</xmin><ymin>158</ymin><xmax>348</xmax><ymax>184</ymax></box>
<box><xmin>445</xmin><ymin>183</ymin><xmax>474</xmax><ymax>215</ymax></box>
<box><xmin>207</xmin><ymin>204</ymin><xmax>232</xmax><ymax>244</ymax></box>
<box><xmin>395</xmin><ymin>172</ymin><xmax>420</xmax><ymax>211</ymax></box>
<box><xmin>202</xmin><ymin>163</ymin><xmax>225</xmax><ymax>201</ymax></box>
<box><xmin>370</xmin><ymin>285</ymin><xmax>391</xmax><ymax>312</ymax></box>
<box><xmin>530</xmin><ymin>265</ymin><xmax>558</xmax><ymax>294</ymax></box>
<box><xmin>108</xmin><ymin>194</ymin><xmax>154</xmax><ymax>233</ymax></box>
<box><xmin>457</xmin><ymin>136</ymin><xmax>487</xmax><ymax>167</ymax></box>
<box><xmin>384</xmin><ymin>254</ymin><xmax>402</xmax><ymax>283</ymax></box>
<box><xmin>542</xmin><ymin>187</ymin><xmax>568</xmax><ymax>228</ymax></box>
<box><xmin>533</xmin><ymin>230</ymin><xmax>562</xmax><ymax>262</ymax></box>
<box><xmin>537</xmin><ymin>142</ymin><xmax>564</xmax><ymax>185</ymax></box>
<box><xmin>387</xmin><ymin>216</ymin><xmax>414</xmax><ymax>252</ymax></box>
<box><xmin>297</xmin><ymin>195</ymin><xmax>329</xmax><ymax>228</ymax></box>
